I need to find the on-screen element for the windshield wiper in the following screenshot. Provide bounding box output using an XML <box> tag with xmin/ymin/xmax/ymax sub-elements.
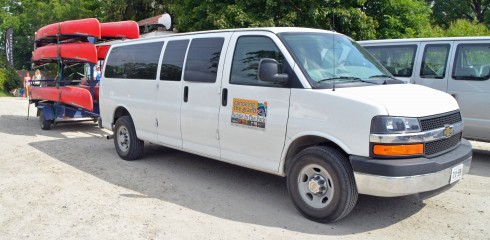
<box><xmin>368</xmin><ymin>74</ymin><xmax>404</xmax><ymax>84</ymax></box>
<box><xmin>317</xmin><ymin>76</ymin><xmax>376</xmax><ymax>84</ymax></box>
<box><xmin>368</xmin><ymin>74</ymin><xmax>396</xmax><ymax>80</ymax></box>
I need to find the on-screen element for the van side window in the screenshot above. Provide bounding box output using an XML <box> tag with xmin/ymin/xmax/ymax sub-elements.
<box><xmin>364</xmin><ymin>45</ymin><xmax>416</xmax><ymax>77</ymax></box>
<box><xmin>183</xmin><ymin>38</ymin><xmax>224</xmax><ymax>83</ymax></box>
<box><xmin>420</xmin><ymin>44</ymin><xmax>450</xmax><ymax>79</ymax></box>
<box><xmin>230</xmin><ymin>36</ymin><xmax>285</xmax><ymax>87</ymax></box>
<box><xmin>453</xmin><ymin>44</ymin><xmax>490</xmax><ymax>81</ymax></box>
<box><xmin>160</xmin><ymin>40</ymin><xmax>189</xmax><ymax>81</ymax></box>
<box><xmin>105</xmin><ymin>42</ymin><xmax>164</xmax><ymax>80</ymax></box>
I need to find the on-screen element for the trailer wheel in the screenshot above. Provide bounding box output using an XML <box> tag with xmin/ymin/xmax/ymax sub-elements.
<box><xmin>114</xmin><ymin>115</ymin><xmax>144</xmax><ymax>160</ymax></box>
<box><xmin>287</xmin><ymin>146</ymin><xmax>358</xmax><ymax>223</ymax></box>
<box><xmin>39</xmin><ymin>109</ymin><xmax>52</xmax><ymax>130</ymax></box>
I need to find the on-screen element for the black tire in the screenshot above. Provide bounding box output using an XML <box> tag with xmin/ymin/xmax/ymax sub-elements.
<box><xmin>114</xmin><ymin>115</ymin><xmax>144</xmax><ymax>160</ymax></box>
<box><xmin>287</xmin><ymin>146</ymin><xmax>358</xmax><ymax>223</ymax></box>
<box><xmin>39</xmin><ymin>109</ymin><xmax>52</xmax><ymax>130</ymax></box>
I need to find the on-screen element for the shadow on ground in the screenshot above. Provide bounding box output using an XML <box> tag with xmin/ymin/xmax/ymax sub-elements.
<box><xmin>0</xmin><ymin>115</ymin><xmax>107</xmax><ymax>138</ymax></box>
<box><xmin>468</xmin><ymin>148</ymin><xmax>490</xmax><ymax>178</ymax></box>
<box><xmin>27</xmin><ymin>134</ymin><xmax>427</xmax><ymax>235</ymax></box>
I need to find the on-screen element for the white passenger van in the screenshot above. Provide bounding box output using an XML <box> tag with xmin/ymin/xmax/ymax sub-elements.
<box><xmin>359</xmin><ymin>37</ymin><xmax>490</xmax><ymax>142</ymax></box>
<box><xmin>100</xmin><ymin>28</ymin><xmax>472</xmax><ymax>223</ymax></box>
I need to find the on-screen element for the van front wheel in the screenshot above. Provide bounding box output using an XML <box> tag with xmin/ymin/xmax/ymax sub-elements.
<box><xmin>114</xmin><ymin>116</ymin><xmax>144</xmax><ymax>160</ymax></box>
<box><xmin>287</xmin><ymin>146</ymin><xmax>358</xmax><ymax>223</ymax></box>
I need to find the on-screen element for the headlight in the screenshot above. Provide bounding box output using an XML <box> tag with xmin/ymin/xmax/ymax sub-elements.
<box><xmin>371</xmin><ymin>116</ymin><xmax>421</xmax><ymax>134</ymax></box>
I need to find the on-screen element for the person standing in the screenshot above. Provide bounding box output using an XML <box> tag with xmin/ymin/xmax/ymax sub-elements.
<box><xmin>23</xmin><ymin>72</ymin><xmax>31</xmax><ymax>98</ymax></box>
<box><xmin>95</xmin><ymin>66</ymin><xmax>101</xmax><ymax>85</ymax></box>
<box><xmin>33</xmin><ymin>69</ymin><xmax>42</xmax><ymax>86</ymax></box>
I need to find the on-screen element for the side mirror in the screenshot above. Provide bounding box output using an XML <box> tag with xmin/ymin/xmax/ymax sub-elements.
<box><xmin>258</xmin><ymin>58</ymin><xmax>289</xmax><ymax>84</ymax></box>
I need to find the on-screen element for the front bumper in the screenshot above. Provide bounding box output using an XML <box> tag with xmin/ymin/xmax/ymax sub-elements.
<box><xmin>350</xmin><ymin>139</ymin><xmax>472</xmax><ymax>197</ymax></box>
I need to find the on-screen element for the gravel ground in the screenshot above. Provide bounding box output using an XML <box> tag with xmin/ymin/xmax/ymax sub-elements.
<box><xmin>0</xmin><ymin>97</ymin><xmax>489</xmax><ymax>240</ymax></box>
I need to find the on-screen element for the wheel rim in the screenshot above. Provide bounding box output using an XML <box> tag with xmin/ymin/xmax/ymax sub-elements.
<box><xmin>297</xmin><ymin>163</ymin><xmax>334</xmax><ymax>209</ymax></box>
<box><xmin>116</xmin><ymin>125</ymin><xmax>130</xmax><ymax>153</ymax></box>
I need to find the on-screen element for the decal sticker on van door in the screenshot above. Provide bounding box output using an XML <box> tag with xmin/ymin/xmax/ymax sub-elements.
<box><xmin>231</xmin><ymin>98</ymin><xmax>267</xmax><ymax>129</ymax></box>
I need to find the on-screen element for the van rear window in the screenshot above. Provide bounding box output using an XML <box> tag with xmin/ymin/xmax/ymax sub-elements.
<box><xmin>420</xmin><ymin>44</ymin><xmax>450</xmax><ymax>79</ymax></box>
<box><xmin>453</xmin><ymin>44</ymin><xmax>490</xmax><ymax>81</ymax></box>
<box><xmin>160</xmin><ymin>40</ymin><xmax>189</xmax><ymax>81</ymax></box>
<box><xmin>105</xmin><ymin>41</ymin><xmax>164</xmax><ymax>80</ymax></box>
<box><xmin>184</xmin><ymin>38</ymin><xmax>224</xmax><ymax>83</ymax></box>
<box><xmin>364</xmin><ymin>45</ymin><xmax>417</xmax><ymax>77</ymax></box>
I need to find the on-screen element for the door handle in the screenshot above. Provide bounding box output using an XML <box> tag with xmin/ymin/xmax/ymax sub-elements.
<box><xmin>184</xmin><ymin>86</ymin><xmax>189</xmax><ymax>102</ymax></box>
<box><xmin>222</xmin><ymin>88</ymin><xmax>228</xmax><ymax>106</ymax></box>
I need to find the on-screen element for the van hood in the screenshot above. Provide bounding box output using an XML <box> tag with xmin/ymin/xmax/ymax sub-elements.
<box><xmin>335</xmin><ymin>84</ymin><xmax>459</xmax><ymax>117</ymax></box>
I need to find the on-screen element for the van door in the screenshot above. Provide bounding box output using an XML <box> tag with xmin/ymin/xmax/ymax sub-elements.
<box><xmin>180</xmin><ymin>34</ymin><xmax>231</xmax><ymax>158</ymax></box>
<box><xmin>447</xmin><ymin>41</ymin><xmax>490</xmax><ymax>142</ymax></box>
<box><xmin>413</xmin><ymin>42</ymin><xmax>452</xmax><ymax>92</ymax></box>
<box><xmin>156</xmin><ymin>39</ymin><xmax>190</xmax><ymax>148</ymax></box>
<box><xmin>218</xmin><ymin>32</ymin><xmax>292</xmax><ymax>173</ymax></box>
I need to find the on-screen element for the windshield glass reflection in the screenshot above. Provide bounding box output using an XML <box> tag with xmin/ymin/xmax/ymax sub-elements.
<box><xmin>280</xmin><ymin>32</ymin><xmax>391</xmax><ymax>84</ymax></box>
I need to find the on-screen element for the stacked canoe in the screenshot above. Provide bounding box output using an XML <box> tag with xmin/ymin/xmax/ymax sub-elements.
<box><xmin>31</xmin><ymin>19</ymin><xmax>140</xmax><ymax>111</ymax></box>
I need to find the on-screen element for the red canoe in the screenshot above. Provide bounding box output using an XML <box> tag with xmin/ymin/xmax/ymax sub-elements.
<box><xmin>76</xmin><ymin>85</ymin><xmax>99</xmax><ymax>101</ymax></box>
<box><xmin>100</xmin><ymin>21</ymin><xmax>140</xmax><ymax>40</ymax></box>
<box><xmin>32</xmin><ymin>43</ymin><xmax>98</xmax><ymax>65</ymax></box>
<box><xmin>30</xmin><ymin>86</ymin><xmax>94</xmax><ymax>111</ymax></box>
<box><xmin>96</xmin><ymin>45</ymin><xmax>110</xmax><ymax>60</ymax></box>
<box><xmin>35</xmin><ymin>18</ymin><xmax>101</xmax><ymax>46</ymax></box>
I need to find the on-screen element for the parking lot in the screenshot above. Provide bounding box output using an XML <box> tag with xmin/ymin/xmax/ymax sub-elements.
<box><xmin>1</xmin><ymin>97</ymin><xmax>489</xmax><ymax>240</ymax></box>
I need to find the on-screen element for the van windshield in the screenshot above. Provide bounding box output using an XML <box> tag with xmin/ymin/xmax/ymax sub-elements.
<box><xmin>279</xmin><ymin>32</ymin><xmax>396</xmax><ymax>87</ymax></box>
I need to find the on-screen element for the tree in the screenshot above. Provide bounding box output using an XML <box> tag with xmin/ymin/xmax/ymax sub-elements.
<box><xmin>428</xmin><ymin>0</ymin><xmax>489</xmax><ymax>28</ymax></box>
<box><xmin>363</xmin><ymin>0</ymin><xmax>432</xmax><ymax>39</ymax></box>
<box><xmin>419</xmin><ymin>19</ymin><xmax>490</xmax><ymax>37</ymax></box>
<box><xmin>98</xmin><ymin>0</ymin><xmax>165</xmax><ymax>22</ymax></box>
<box><xmin>0</xmin><ymin>54</ymin><xmax>22</xmax><ymax>92</ymax></box>
<box><xmin>0</xmin><ymin>0</ymin><xmax>101</xmax><ymax>70</ymax></box>
<box><xmin>168</xmin><ymin>0</ymin><xmax>377</xmax><ymax>40</ymax></box>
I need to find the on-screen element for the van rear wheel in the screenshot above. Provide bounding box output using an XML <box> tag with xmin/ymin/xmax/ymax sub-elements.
<box><xmin>114</xmin><ymin>115</ymin><xmax>144</xmax><ymax>160</ymax></box>
<box><xmin>287</xmin><ymin>146</ymin><xmax>358</xmax><ymax>223</ymax></box>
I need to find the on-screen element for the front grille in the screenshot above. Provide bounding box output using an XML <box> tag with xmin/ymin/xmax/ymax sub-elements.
<box><xmin>425</xmin><ymin>132</ymin><xmax>462</xmax><ymax>156</ymax></box>
<box><xmin>420</xmin><ymin>111</ymin><xmax>462</xmax><ymax>131</ymax></box>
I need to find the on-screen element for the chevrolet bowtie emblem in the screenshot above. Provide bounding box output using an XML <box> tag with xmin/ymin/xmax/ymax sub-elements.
<box><xmin>443</xmin><ymin>125</ymin><xmax>453</xmax><ymax>138</ymax></box>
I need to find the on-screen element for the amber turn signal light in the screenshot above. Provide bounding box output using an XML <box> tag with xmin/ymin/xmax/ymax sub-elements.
<box><xmin>373</xmin><ymin>144</ymin><xmax>424</xmax><ymax>156</ymax></box>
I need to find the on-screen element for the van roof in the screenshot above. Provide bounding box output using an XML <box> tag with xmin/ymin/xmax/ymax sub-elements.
<box><xmin>358</xmin><ymin>36</ymin><xmax>490</xmax><ymax>45</ymax></box>
<box><xmin>97</xmin><ymin>27</ymin><xmax>341</xmax><ymax>46</ymax></box>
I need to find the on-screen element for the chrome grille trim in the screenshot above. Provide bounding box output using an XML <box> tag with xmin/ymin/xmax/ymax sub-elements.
<box><xmin>370</xmin><ymin>121</ymin><xmax>464</xmax><ymax>144</ymax></box>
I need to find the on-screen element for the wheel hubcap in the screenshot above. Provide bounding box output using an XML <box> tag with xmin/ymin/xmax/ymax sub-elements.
<box><xmin>308</xmin><ymin>175</ymin><xmax>327</xmax><ymax>195</ymax></box>
<box><xmin>298</xmin><ymin>164</ymin><xmax>334</xmax><ymax>208</ymax></box>
<box><xmin>117</xmin><ymin>126</ymin><xmax>130</xmax><ymax>152</ymax></box>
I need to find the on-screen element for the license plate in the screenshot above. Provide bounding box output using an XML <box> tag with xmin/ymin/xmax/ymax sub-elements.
<box><xmin>450</xmin><ymin>164</ymin><xmax>464</xmax><ymax>184</ymax></box>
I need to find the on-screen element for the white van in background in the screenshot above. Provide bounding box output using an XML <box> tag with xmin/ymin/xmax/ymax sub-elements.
<box><xmin>359</xmin><ymin>37</ymin><xmax>490</xmax><ymax>142</ymax></box>
<box><xmin>100</xmin><ymin>28</ymin><xmax>472</xmax><ymax>223</ymax></box>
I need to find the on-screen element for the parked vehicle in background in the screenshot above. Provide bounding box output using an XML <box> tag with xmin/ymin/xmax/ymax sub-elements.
<box><xmin>359</xmin><ymin>37</ymin><xmax>490</xmax><ymax>142</ymax></box>
<box><xmin>100</xmin><ymin>28</ymin><xmax>472</xmax><ymax>223</ymax></box>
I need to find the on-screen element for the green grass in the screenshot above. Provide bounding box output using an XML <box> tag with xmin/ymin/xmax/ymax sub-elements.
<box><xmin>0</xmin><ymin>90</ymin><xmax>13</xmax><ymax>97</ymax></box>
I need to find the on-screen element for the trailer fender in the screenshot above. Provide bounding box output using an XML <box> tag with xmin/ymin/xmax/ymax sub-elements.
<box><xmin>37</xmin><ymin>105</ymin><xmax>55</xmax><ymax>121</ymax></box>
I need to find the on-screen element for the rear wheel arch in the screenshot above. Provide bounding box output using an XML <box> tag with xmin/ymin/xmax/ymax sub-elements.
<box><xmin>112</xmin><ymin>106</ymin><xmax>130</xmax><ymax>129</ymax></box>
